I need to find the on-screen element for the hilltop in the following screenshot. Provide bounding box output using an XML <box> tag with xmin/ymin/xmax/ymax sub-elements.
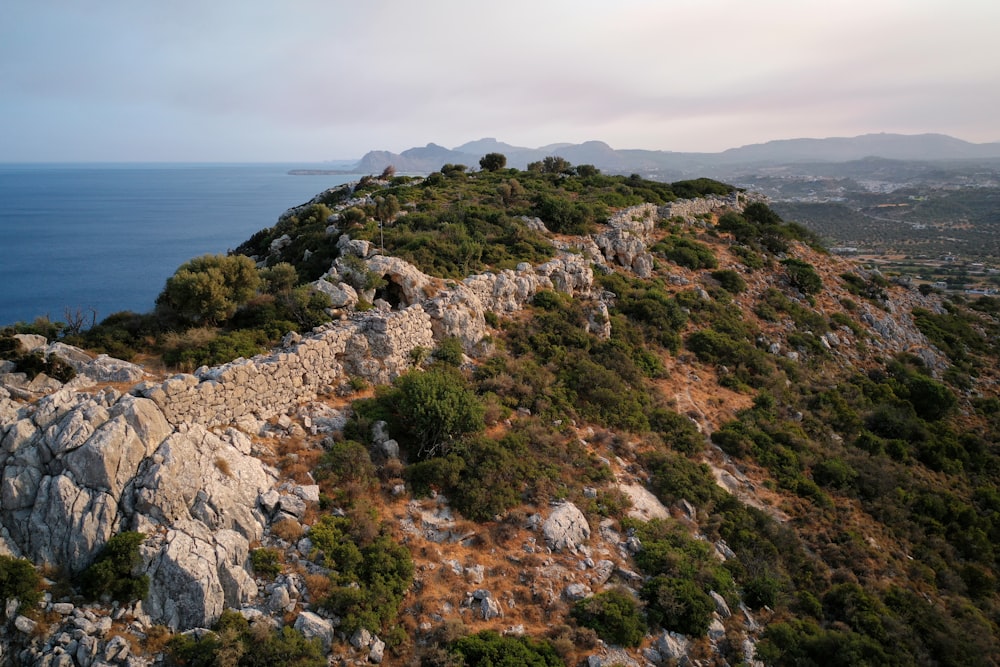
<box><xmin>2</xmin><ymin>157</ymin><xmax>1000</xmax><ymax>666</ymax></box>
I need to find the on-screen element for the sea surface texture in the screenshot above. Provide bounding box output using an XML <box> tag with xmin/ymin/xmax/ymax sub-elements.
<box><xmin>0</xmin><ymin>164</ymin><xmax>355</xmax><ymax>326</ymax></box>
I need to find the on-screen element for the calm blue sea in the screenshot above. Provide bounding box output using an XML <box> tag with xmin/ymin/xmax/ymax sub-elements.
<box><xmin>0</xmin><ymin>164</ymin><xmax>357</xmax><ymax>327</ymax></box>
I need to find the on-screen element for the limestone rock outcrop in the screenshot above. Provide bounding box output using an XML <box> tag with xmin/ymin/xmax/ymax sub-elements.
<box><xmin>543</xmin><ymin>502</ymin><xmax>591</xmax><ymax>552</ymax></box>
<box><xmin>0</xmin><ymin>382</ymin><xmax>276</xmax><ymax>629</ymax></box>
<box><xmin>594</xmin><ymin>204</ymin><xmax>659</xmax><ymax>277</ymax></box>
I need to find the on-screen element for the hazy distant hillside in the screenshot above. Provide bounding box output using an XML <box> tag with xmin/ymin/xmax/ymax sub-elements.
<box><xmin>717</xmin><ymin>132</ymin><xmax>1000</xmax><ymax>163</ymax></box>
<box><xmin>350</xmin><ymin>133</ymin><xmax>1000</xmax><ymax>177</ymax></box>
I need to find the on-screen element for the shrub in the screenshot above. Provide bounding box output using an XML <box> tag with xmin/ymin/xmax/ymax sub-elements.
<box><xmin>0</xmin><ymin>350</ymin><xmax>77</xmax><ymax>382</ymax></box>
<box><xmin>433</xmin><ymin>336</ymin><xmax>465</xmax><ymax>366</ymax></box>
<box><xmin>571</xmin><ymin>588</ymin><xmax>646</xmax><ymax>647</ymax></box>
<box><xmin>641</xmin><ymin>575</ymin><xmax>714</xmax><ymax>636</ymax></box>
<box><xmin>812</xmin><ymin>458</ymin><xmax>858</xmax><ymax>491</ymax></box>
<box><xmin>644</xmin><ymin>450</ymin><xmax>719</xmax><ymax>506</ymax></box>
<box><xmin>711</xmin><ymin>269</ymin><xmax>747</xmax><ymax>293</ymax></box>
<box><xmin>902</xmin><ymin>374</ymin><xmax>956</xmax><ymax>422</ymax></box>
<box><xmin>309</xmin><ymin>516</ymin><xmax>414</xmax><ymax>634</ymax></box>
<box><xmin>655</xmin><ymin>238</ymin><xmax>718</xmax><ymax>270</ymax></box>
<box><xmin>449</xmin><ymin>630</ymin><xmax>564</xmax><ymax>666</ymax></box>
<box><xmin>162</xmin><ymin>327</ymin><xmax>271</xmax><ymax>371</ymax></box>
<box><xmin>648</xmin><ymin>408</ymin><xmax>704</xmax><ymax>455</ymax></box>
<box><xmin>79</xmin><ymin>531</ymin><xmax>149</xmax><ymax>602</ymax></box>
<box><xmin>730</xmin><ymin>243</ymin><xmax>766</xmax><ymax>270</ymax></box>
<box><xmin>742</xmin><ymin>573</ymin><xmax>783</xmax><ymax>609</ymax></box>
<box><xmin>316</xmin><ymin>440</ymin><xmax>377</xmax><ymax>488</ymax></box>
<box><xmin>531</xmin><ymin>194</ymin><xmax>604</xmax><ymax>235</ymax></box>
<box><xmin>669</xmin><ymin>178</ymin><xmax>731</xmax><ymax>198</ymax></box>
<box><xmin>407</xmin><ymin>435</ymin><xmax>533</xmax><ymax>521</ymax></box>
<box><xmin>167</xmin><ymin>610</ymin><xmax>325</xmax><ymax>667</ymax></box>
<box><xmin>755</xmin><ymin>619</ymin><xmax>893</xmax><ymax>667</ymax></box>
<box><xmin>157</xmin><ymin>254</ymin><xmax>261</xmax><ymax>325</ymax></box>
<box><xmin>782</xmin><ymin>258</ymin><xmax>823</xmax><ymax>295</ymax></box>
<box><xmin>0</xmin><ymin>555</ymin><xmax>42</xmax><ymax>616</ymax></box>
<box><xmin>250</xmin><ymin>548</ymin><xmax>281</xmax><ymax>579</ymax></box>
<box><xmin>386</xmin><ymin>366</ymin><xmax>486</xmax><ymax>459</ymax></box>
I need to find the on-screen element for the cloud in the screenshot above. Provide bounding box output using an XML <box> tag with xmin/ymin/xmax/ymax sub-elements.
<box><xmin>2</xmin><ymin>0</ymin><xmax>999</xmax><ymax>160</ymax></box>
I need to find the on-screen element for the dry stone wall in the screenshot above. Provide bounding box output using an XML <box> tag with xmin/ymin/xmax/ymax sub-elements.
<box><xmin>658</xmin><ymin>191</ymin><xmax>761</xmax><ymax>220</ymax></box>
<box><xmin>138</xmin><ymin>305</ymin><xmax>434</xmax><ymax>427</ymax></box>
<box><xmin>138</xmin><ymin>250</ymin><xmax>598</xmax><ymax>431</ymax></box>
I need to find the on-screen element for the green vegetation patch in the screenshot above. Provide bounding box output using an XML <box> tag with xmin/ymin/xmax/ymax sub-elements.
<box><xmin>571</xmin><ymin>588</ymin><xmax>646</xmax><ymax>647</ymax></box>
<box><xmin>79</xmin><ymin>531</ymin><xmax>149</xmax><ymax>603</ymax></box>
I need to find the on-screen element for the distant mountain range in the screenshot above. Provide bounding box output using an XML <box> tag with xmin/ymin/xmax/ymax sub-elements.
<box><xmin>349</xmin><ymin>133</ymin><xmax>1000</xmax><ymax>178</ymax></box>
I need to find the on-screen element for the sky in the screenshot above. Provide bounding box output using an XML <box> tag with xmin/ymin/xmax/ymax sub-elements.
<box><xmin>1</xmin><ymin>0</ymin><xmax>998</xmax><ymax>162</ymax></box>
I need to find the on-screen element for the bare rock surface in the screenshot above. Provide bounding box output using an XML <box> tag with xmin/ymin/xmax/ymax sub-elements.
<box><xmin>543</xmin><ymin>502</ymin><xmax>591</xmax><ymax>552</ymax></box>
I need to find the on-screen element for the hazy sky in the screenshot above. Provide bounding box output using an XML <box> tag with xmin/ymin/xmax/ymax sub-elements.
<box><xmin>2</xmin><ymin>0</ymin><xmax>997</xmax><ymax>162</ymax></box>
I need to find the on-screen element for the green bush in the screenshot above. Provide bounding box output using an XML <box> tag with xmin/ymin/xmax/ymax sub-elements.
<box><xmin>669</xmin><ymin>178</ymin><xmax>731</xmax><ymax>198</ymax></box>
<box><xmin>449</xmin><ymin>630</ymin><xmax>564</xmax><ymax>666</ymax></box>
<box><xmin>571</xmin><ymin>588</ymin><xmax>646</xmax><ymax>647</ymax></box>
<box><xmin>654</xmin><ymin>237</ymin><xmax>718</xmax><ymax>270</ymax></box>
<box><xmin>407</xmin><ymin>435</ymin><xmax>533</xmax><ymax>521</ymax></box>
<box><xmin>167</xmin><ymin>610</ymin><xmax>325</xmax><ymax>667</ymax></box>
<box><xmin>644</xmin><ymin>450</ymin><xmax>719</xmax><ymax>506</ymax></box>
<box><xmin>0</xmin><ymin>555</ymin><xmax>42</xmax><ymax>616</ymax></box>
<box><xmin>79</xmin><ymin>531</ymin><xmax>149</xmax><ymax>603</ymax></box>
<box><xmin>812</xmin><ymin>457</ymin><xmax>858</xmax><ymax>491</ymax></box>
<box><xmin>755</xmin><ymin>618</ymin><xmax>894</xmax><ymax>667</ymax></box>
<box><xmin>648</xmin><ymin>408</ymin><xmax>704</xmax><ymax>455</ymax></box>
<box><xmin>479</xmin><ymin>153</ymin><xmax>508</xmax><ymax>172</ymax></box>
<box><xmin>711</xmin><ymin>269</ymin><xmax>747</xmax><ymax>293</ymax></box>
<box><xmin>316</xmin><ymin>440</ymin><xmax>377</xmax><ymax>488</ymax></box>
<box><xmin>157</xmin><ymin>254</ymin><xmax>261</xmax><ymax>325</ymax></box>
<box><xmin>641</xmin><ymin>575</ymin><xmax>714</xmax><ymax>636</ymax></box>
<box><xmin>531</xmin><ymin>194</ymin><xmax>605</xmax><ymax>235</ymax></box>
<box><xmin>782</xmin><ymin>258</ymin><xmax>823</xmax><ymax>295</ymax></box>
<box><xmin>309</xmin><ymin>516</ymin><xmax>414</xmax><ymax>634</ymax></box>
<box><xmin>742</xmin><ymin>573</ymin><xmax>783</xmax><ymax>609</ymax></box>
<box><xmin>162</xmin><ymin>327</ymin><xmax>272</xmax><ymax>370</ymax></box>
<box><xmin>250</xmin><ymin>548</ymin><xmax>281</xmax><ymax>579</ymax></box>
<box><xmin>383</xmin><ymin>366</ymin><xmax>486</xmax><ymax>459</ymax></box>
<box><xmin>685</xmin><ymin>330</ymin><xmax>772</xmax><ymax>389</ymax></box>
<box><xmin>730</xmin><ymin>243</ymin><xmax>766</xmax><ymax>270</ymax></box>
<box><xmin>1</xmin><ymin>350</ymin><xmax>77</xmax><ymax>382</ymax></box>
<box><xmin>433</xmin><ymin>336</ymin><xmax>465</xmax><ymax>366</ymax></box>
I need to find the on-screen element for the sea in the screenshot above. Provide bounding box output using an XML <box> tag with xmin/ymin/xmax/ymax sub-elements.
<box><xmin>0</xmin><ymin>163</ymin><xmax>358</xmax><ymax>327</ymax></box>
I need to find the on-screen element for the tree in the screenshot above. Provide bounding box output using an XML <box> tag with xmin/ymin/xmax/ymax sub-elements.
<box><xmin>374</xmin><ymin>195</ymin><xmax>400</xmax><ymax>251</ymax></box>
<box><xmin>479</xmin><ymin>152</ymin><xmax>507</xmax><ymax>172</ymax></box>
<box><xmin>158</xmin><ymin>254</ymin><xmax>261</xmax><ymax>325</ymax></box>
<box><xmin>541</xmin><ymin>156</ymin><xmax>572</xmax><ymax>174</ymax></box>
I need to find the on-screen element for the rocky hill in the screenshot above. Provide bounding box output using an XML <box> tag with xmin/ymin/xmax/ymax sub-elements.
<box><xmin>351</xmin><ymin>133</ymin><xmax>1000</xmax><ymax>177</ymax></box>
<box><xmin>2</xmin><ymin>161</ymin><xmax>1000</xmax><ymax>666</ymax></box>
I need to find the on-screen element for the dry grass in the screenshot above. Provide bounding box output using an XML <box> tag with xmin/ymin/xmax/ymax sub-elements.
<box><xmin>142</xmin><ymin>625</ymin><xmax>174</xmax><ymax>655</ymax></box>
<box><xmin>214</xmin><ymin>457</ymin><xmax>232</xmax><ymax>477</ymax></box>
<box><xmin>302</xmin><ymin>572</ymin><xmax>331</xmax><ymax>602</ymax></box>
<box><xmin>271</xmin><ymin>518</ymin><xmax>304</xmax><ymax>543</ymax></box>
